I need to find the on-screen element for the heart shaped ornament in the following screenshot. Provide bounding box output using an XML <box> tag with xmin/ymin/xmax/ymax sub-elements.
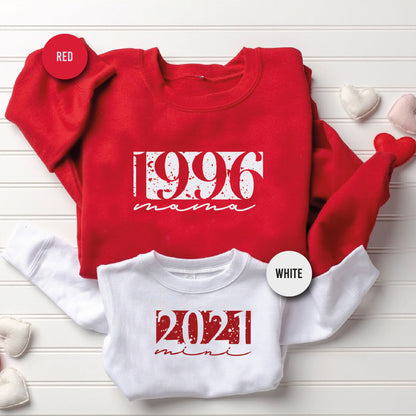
<box><xmin>387</xmin><ymin>94</ymin><xmax>416</xmax><ymax>134</ymax></box>
<box><xmin>374</xmin><ymin>133</ymin><xmax>416</xmax><ymax>167</ymax></box>
<box><xmin>339</xmin><ymin>84</ymin><xmax>380</xmax><ymax>120</ymax></box>
<box><xmin>0</xmin><ymin>317</ymin><xmax>31</xmax><ymax>357</ymax></box>
<box><xmin>0</xmin><ymin>368</ymin><xmax>29</xmax><ymax>409</ymax></box>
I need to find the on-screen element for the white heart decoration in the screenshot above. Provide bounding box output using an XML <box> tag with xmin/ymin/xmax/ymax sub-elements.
<box><xmin>0</xmin><ymin>317</ymin><xmax>31</xmax><ymax>357</ymax></box>
<box><xmin>0</xmin><ymin>368</ymin><xmax>29</xmax><ymax>409</ymax></box>
<box><xmin>339</xmin><ymin>84</ymin><xmax>380</xmax><ymax>120</ymax></box>
<box><xmin>387</xmin><ymin>94</ymin><xmax>416</xmax><ymax>134</ymax></box>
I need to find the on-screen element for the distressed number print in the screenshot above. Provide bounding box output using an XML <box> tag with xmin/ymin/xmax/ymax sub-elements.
<box><xmin>133</xmin><ymin>151</ymin><xmax>263</xmax><ymax>201</ymax></box>
<box><xmin>155</xmin><ymin>309</ymin><xmax>252</xmax><ymax>357</ymax></box>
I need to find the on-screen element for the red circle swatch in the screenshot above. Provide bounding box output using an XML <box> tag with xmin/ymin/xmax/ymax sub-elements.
<box><xmin>42</xmin><ymin>34</ymin><xmax>88</xmax><ymax>80</ymax></box>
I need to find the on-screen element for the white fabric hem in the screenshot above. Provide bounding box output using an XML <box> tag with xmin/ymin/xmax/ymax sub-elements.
<box><xmin>2</xmin><ymin>222</ymin><xmax>53</xmax><ymax>280</ymax></box>
<box><xmin>280</xmin><ymin>245</ymin><xmax>380</xmax><ymax>346</ymax></box>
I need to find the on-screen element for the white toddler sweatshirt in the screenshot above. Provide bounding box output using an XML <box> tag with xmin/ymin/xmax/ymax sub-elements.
<box><xmin>3</xmin><ymin>222</ymin><xmax>379</xmax><ymax>400</ymax></box>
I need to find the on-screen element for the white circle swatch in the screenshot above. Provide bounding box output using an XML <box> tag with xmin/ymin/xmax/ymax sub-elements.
<box><xmin>266</xmin><ymin>251</ymin><xmax>312</xmax><ymax>297</ymax></box>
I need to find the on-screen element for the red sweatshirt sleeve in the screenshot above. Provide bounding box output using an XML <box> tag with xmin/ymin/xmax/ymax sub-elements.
<box><xmin>304</xmin><ymin>67</ymin><xmax>396</xmax><ymax>276</ymax></box>
<box><xmin>278</xmin><ymin>68</ymin><xmax>398</xmax><ymax>346</ymax></box>
<box><xmin>5</xmin><ymin>39</ymin><xmax>116</xmax><ymax>204</ymax></box>
<box><xmin>280</xmin><ymin>131</ymin><xmax>395</xmax><ymax>344</ymax></box>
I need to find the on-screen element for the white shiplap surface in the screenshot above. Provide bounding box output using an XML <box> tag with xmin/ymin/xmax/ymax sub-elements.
<box><xmin>1</xmin><ymin>1</ymin><xmax>416</xmax><ymax>414</ymax></box>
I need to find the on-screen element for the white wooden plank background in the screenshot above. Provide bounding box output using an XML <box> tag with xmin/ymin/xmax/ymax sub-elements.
<box><xmin>1</xmin><ymin>0</ymin><xmax>416</xmax><ymax>414</ymax></box>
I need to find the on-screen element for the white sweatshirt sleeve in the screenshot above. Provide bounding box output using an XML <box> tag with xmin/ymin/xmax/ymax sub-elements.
<box><xmin>279</xmin><ymin>245</ymin><xmax>379</xmax><ymax>346</ymax></box>
<box><xmin>2</xmin><ymin>222</ymin><xmax>108</xmax><ymax>334</ymax></box>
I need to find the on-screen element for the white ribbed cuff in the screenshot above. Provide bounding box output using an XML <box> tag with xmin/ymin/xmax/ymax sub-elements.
<box><xmin>280</xmin><ymin>245</ymin><xmax>380</xmax><ymax>346</ymax></box>
<box><xmin>2</xmin><ymin>222</ymin><xmax>53</xmax><ymax>280</ymax></box>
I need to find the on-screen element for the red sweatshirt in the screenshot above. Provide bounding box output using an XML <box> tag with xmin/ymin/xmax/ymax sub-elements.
<box><xmin>5</xmin><ymin>39</ymin><xmax>396</xmax><ymax>279</ymax></box>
